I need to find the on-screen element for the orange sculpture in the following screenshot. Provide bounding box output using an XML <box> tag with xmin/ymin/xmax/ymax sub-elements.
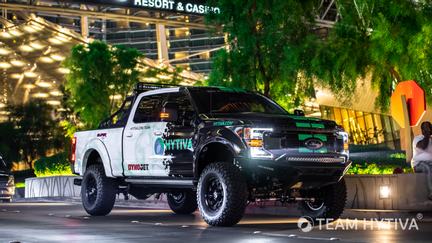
<box><xmin>391</xmin><ymin>80</ymin><xmax>426</xmax><ymax>128</ymax></box>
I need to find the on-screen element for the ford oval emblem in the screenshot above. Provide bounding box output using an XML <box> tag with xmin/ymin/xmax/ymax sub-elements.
<box><xmin>305</xmin><ymin>138</ymin><xmax>324</xmax><ymax>150</ymax></box>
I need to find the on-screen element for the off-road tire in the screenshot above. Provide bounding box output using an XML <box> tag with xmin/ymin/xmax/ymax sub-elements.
<box><xmin>167</xmin><ymin>189</ymin><xmax>198</xmax><ymax>214</ymax></box>
<box><xmin>298</xmin><ymin>178</ymin><xmax>347</xmax><ymax>222</ymax></box>
<box><xmin>81</xmin><ymin>164</ymin><xmax>117</xmax><ymax>216</ymax></box>
<box><xmin>197</xmin><ymin>162</ymin><xmax>247</xmax><ymax>226</ymax></box>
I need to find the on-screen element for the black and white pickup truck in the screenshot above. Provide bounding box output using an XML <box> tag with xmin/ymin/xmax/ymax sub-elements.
<box><xmin>72</xmin><ymin>83</ymin><xmax>351</xmax><ymax>226</ymax></box>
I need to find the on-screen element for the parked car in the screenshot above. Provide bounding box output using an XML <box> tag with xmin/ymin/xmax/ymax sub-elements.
<box><xmin>0</xmin><ymin>155</ymin><xmax>14</xmax><ymax>202</ymax></box>
<box><xmin>73</xmin><ymin>83</ymin><xmax>350</xmax><ymax>226</ymax></box>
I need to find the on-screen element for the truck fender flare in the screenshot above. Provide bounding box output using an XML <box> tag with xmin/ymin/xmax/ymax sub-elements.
<box><xmin>82</xmin><ymin>138</ymin><xmax>114</xmax><ymax>178</ymax></box>
<box><xmin>193</xmin><ymin>129</ymin><xmax>248</xmax><ymax>177</ymax></box>
<box><xmin>195</xmin><ymin>127</ymin><xmax>247</xmax><ymax>158</ymax></box>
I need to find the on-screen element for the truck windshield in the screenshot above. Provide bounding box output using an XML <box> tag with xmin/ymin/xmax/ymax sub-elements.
<box><xmin>189</xmin><ymin>90</ymin><xmax>287</xmax><ymax>115</ymax></box>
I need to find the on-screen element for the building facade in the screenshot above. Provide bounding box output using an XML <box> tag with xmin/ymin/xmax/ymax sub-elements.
<box><xmin>0</xmin><ymin>0</ymin><xmax>403</xmax><ymax>149</ymax></box>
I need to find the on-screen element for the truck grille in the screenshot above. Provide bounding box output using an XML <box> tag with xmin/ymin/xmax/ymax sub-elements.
<box><xmin>264</xmin><ymin>131</ymin><xmax>343</xmax><ymax>153</ymax></box>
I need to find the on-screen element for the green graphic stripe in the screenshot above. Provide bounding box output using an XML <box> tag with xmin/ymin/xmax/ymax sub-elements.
<box><xmin>298</xmin><ymin>134</ymin><xmax>327</xmax><ymax>142</ymax></box>
<box><xmin>314</xmin><ymin>134</ymin><xmax>327</xmax><ymax>142</ymax></box>
<box><xmin>311</xmin><ymin>123</ymin><xmax>325</xmax><ymax>129</ymax></box>
<box><xmin>289</xmin><ymin>115</ymin><xmax>320</xmax><ymax>121</ymax></box>
<box><xmin>298</xmin><ymin>134</ymin><xmax>313</xmax><ymax>141</ymax></box>
<box><xmin>296</xmin><ymin>122</ymin><xmax>311</xmax><ymax>128</ymax></box>
<box><xmin>299</xmin><ymin>147</ymin><xmax>328</xmax><ymax>153</ymax></box>
<box><xmin>299</xmin><ymin>148</ymin><xmax>314</xmax><ymax>153</ymax></box>
<box><xmin>295</xmin><ymin>121</ymin><xmax>325</xmax><ymax>128</ymax></box>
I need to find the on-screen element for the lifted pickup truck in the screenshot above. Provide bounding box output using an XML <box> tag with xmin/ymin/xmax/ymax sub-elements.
<box><xmin>72</xmin><ymin>83</ymin><xmax>351</xmax><ymax>226</ymax></box>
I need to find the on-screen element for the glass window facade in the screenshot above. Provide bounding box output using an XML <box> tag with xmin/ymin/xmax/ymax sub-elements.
<box><xmin>320</xmin><ymin>105</ymin><xmax>401</xmax><ymax>149</ymax></box>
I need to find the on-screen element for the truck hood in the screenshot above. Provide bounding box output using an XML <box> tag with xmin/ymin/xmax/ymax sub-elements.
<box><xmin>204</xmin><ymin>113</ymin><xmax>339</xmax><ymax>132</ymax></box>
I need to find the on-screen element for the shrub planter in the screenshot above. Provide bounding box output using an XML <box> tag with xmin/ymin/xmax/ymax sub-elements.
<box><xmin>25</xmin><ymin>176</ymin><xmax>79</xmax><ymax>198</ymax></box>
<box><xmin>345</xmin><ymin>173</ymin><xmax>432</xmax><ymax>211</ymax></box>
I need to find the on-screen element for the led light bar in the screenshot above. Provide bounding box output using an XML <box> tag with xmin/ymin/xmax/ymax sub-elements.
<box><xmin>134</xmin><ymin>82</ymin><xmax>180</xmax><ymax>94</ymax></box>
<box><xmin>286</xmin><ymin>157</ymin><xmax>345</xmax><ymax>163</ymax></box>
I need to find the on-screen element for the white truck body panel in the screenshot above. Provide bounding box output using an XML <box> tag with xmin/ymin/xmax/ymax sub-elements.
<box><xmin>74</xmin><ymin>87</ymin><xmax>180</xmax><ymax>178</ymax></box>
<box><xmin>74</xmin><ymin>128</ymin><xmax>123</xmax><ymax>177</ymax></box>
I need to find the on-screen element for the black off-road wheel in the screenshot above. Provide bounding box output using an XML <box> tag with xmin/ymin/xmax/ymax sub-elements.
<box><xmin>298</xmin><ymin>178</ymin><xmax>347</xmax><ymax>222</ymax></box>
<box><xmin>81</xmin><ymin>164</ymin><xmax>117</xmax><ymax>216</ymax></box>
<box><xmin>197</xmin><ymin>162</ymin><xmax>248</xmax><ymax>227</ymax></box>
<box><xmin>167</xmin><ymin>189</ymin><xmax>198</xmax><ymax>214</ymax></box>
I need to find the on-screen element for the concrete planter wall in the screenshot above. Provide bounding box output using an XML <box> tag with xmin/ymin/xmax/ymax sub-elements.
<box><xmin>24</xmin><ymin>174</ymin><xmax>432</xmax><ymax>212</ymax></box>
<box><xmin>25</xmin><ymin>176</ymin><xmax>80</xmax><ymax>198</ymax></box>
<box><xmin>345</xmin><ymin>174</ymin><xmax>432</xmax><ymax>211</ymax></box>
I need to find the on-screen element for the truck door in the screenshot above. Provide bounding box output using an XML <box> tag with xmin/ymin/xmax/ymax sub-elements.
<box><xmin>158</xmin><ymin>91</ymin><xmax>196</xmax><ymax>178</ymax></box>
<box><xmin>123</xmin><ymin>91</ymin><xmax>196</xmax><ymax>177</ymax></box>
<box><xmin>123</xmin><ymin>93</ymin><xmax>168</xmax><ymax>176</ymax></box>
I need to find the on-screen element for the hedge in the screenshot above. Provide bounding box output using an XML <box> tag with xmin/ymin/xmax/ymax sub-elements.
<box><xmin>33</xmin><ymin>152</ymin><xmax>73</xmax><ymax>177</ymax></box>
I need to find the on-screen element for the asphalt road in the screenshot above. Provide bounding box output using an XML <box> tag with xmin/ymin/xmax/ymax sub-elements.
<box><xmin>0</xmin><ymin>202</ymin><xmax>431</xmax><ymax>243</ymax></box>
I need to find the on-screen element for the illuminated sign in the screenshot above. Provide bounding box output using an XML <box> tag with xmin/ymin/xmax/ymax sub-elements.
<box><xmin>70</xmin><ymin>0</ymin><xmax>220</xmax><ymax>15</ymax></box>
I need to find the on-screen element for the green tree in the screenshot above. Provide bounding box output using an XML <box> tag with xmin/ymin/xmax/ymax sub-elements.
<box><xmin>3</xmin><ymin>102</ymin><xmax>63</xmax><ymax>169</ymax></box>
<box><xmin>313</xmin><ymin>0</ymin><xmax>432</xmax><ymax>110</ymax></box>
<box><xmin>207</xmin><ymin>0</ymin><xmax>319</xmax><ymax>109</ymax></box>
<box><xmin>63</xmin><ymin>41</ymin><xmax>142</xmax><ymax>130</ymax></box>
<box><xmin>62</xmin><ymin>41</ymin><xmax>187</xmax><ymax>135</ymax></box>
<box><xmin>0</xmin><ymin>122</ymin><xmax>20</xmax><ymax>169</ymax></box>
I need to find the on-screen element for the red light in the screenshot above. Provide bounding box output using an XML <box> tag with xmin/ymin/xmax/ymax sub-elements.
<box><xmin>71</xmin><ymin>137</ymin><xmax>77</xmax><ymax>163</ymax></box>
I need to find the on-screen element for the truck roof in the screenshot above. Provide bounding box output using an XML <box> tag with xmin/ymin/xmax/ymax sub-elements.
<box><xmin>134</xmin><ymin>83</ymin><xmax>249</xmax><ymax>95</ymax></box>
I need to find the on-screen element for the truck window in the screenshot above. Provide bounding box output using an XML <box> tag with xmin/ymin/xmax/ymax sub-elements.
<box><xmin>99</xmin><ymin>97</ymin><xmax>133</xmax><ymax>128</ymax></box>
<box><xmin>133</xmin><ymin>94</ymin><xmax>167</xmax><ymax>123</ymax></box>
<box><xmin>189</xmin><ymin>90</ymin><xmax>287</xmax><ymax>115</ymax></box>
<box><xmin>165</xmin><ymin>92</ymin><xmax>196</xmax><ymax>126</ymax></box>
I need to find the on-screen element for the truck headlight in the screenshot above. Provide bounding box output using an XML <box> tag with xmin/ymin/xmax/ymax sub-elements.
<box><xmin>241</xmin><ymin>127</ymin><xmax>273</xmax><ymax>159</ymax></box>
<box><xmin>337</xmin><ymin>131</ymin><xmax>350</xmax><ymax>154</ymax></box>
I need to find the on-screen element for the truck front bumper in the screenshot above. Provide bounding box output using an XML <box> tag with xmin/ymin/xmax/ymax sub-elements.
<box><xmin>238</xmin><ymin>156</ymin><xmax>351</xmax><ymax>189</ymax></box>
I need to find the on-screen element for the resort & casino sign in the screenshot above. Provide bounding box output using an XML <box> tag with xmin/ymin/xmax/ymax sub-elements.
<box><xmin>70</xmin><ymin>0</ymin><xmax>220</xmax><ymax>15</ymax></box>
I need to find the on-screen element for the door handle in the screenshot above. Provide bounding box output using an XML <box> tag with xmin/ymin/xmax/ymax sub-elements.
<box><xmin>125</xmin><ymin>133</ymin><xmax>133</xmax><ymax>138</ymax></box>
<box><xmin>154</xmin><ymin>131</ymin><xmax>162</xmax><ymax>136</ymax></box>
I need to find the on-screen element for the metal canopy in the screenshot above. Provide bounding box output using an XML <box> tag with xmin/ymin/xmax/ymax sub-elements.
<box><xmin>0</xmin><ymin>14</ymin><xmax>203</xmax><ymax>121</ymax></box>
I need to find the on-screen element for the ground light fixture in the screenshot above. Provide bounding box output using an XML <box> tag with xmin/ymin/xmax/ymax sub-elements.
<box><xmin>379</xmin><ymin>185</ymin><xmax>391</xmax><ymax>199</ymax></box>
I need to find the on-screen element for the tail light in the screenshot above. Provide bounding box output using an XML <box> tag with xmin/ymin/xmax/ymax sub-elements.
<box><xmin>71</xmin><ymin>137</ymin><xmax>77</xmax><ymax>163</ymax></box>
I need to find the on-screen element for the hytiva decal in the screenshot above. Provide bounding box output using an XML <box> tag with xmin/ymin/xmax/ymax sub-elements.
<box><xmin>154</xmin><ymin>137</ymin><xmax>193</xmax><ymax>155</ymax></box>
<box><xmin>154</xmin><ymin>137</ymin><xmax>166</xmax><ymax>155</ymax></box>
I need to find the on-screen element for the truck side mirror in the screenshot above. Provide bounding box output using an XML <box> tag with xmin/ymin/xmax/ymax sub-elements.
<box><xmin>294</xmin><ymin>109</ymin><xmax>305</xmax><ymax>116</ymax></box>
<box><xmin>160</xmin><ymin>102</ymin><xmax>178</xmax><ymax>123</ymax></box>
